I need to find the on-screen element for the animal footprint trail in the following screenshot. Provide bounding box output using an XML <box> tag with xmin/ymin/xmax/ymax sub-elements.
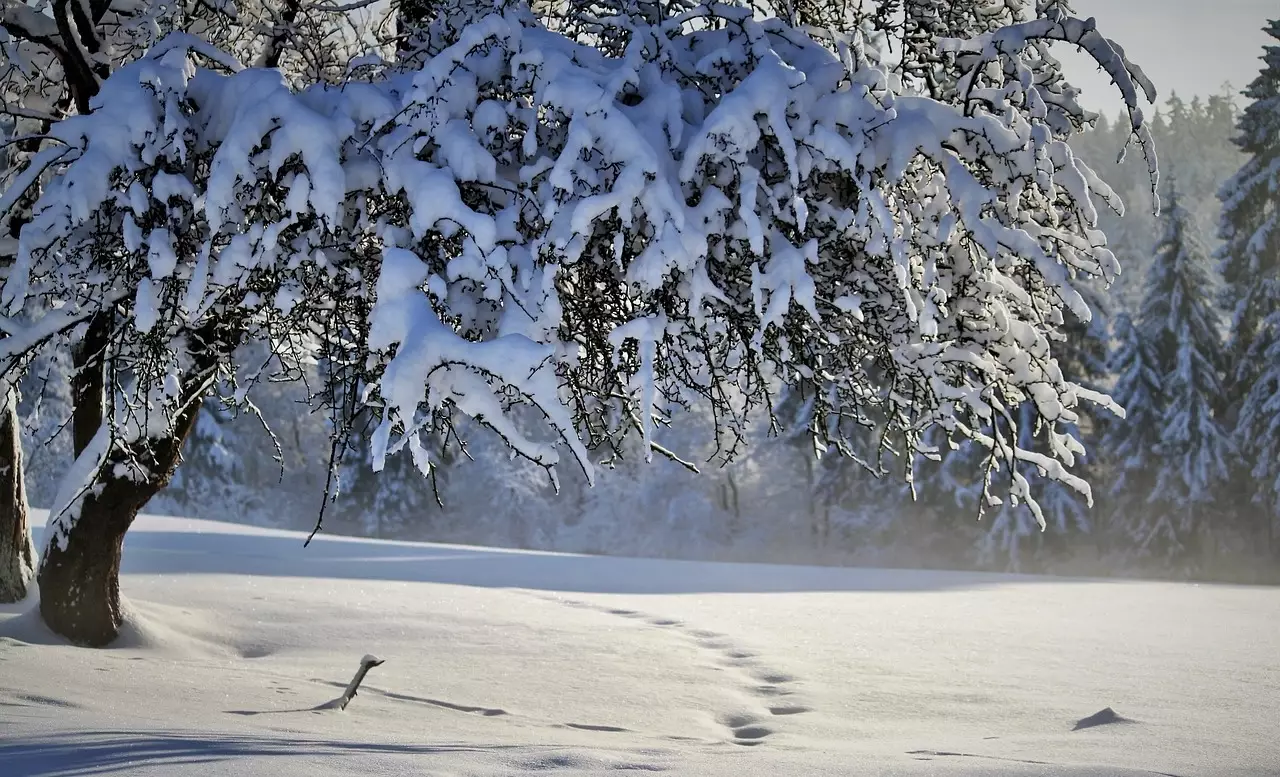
<box><xmin>691</xmin><ymin>632</ymin><xmax>804</xmax><ymax>706</ymax></box>
<box><xmin>545</xmin><ymin>596</ymin><xmax>813</xmax><ymax>747</ymax></box>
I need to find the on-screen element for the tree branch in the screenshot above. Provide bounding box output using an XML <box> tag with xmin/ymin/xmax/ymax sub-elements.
<box><xmin>50</xmin><ymin>0</ymin><xmax>102</xmax><ymax>111</ymax></box>
<box><xmin>261</xmin><ymin>0</ymin><xmax>302</xmax><ymax>69</ymax></box>
<box><xmin>0</xmin><ymin>0</ymin><xmax>62</xmax><ymax>44</ymax></box>
<box><xmin>0</xmin><ymin>101</ymin><xmax>64</xmax><ymax>123</ymax></box>
<box><xmin>308</xmin><ymin>0</ymin><xmax>383</xmax><ymax>11</ymax></box>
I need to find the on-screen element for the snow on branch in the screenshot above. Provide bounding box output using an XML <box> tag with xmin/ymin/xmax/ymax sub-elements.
<box><xmin>0</xmin><ymin>0</ymin><xmax>62</xmax><ymax>43</ymax></box>
<box><xmin>0</xmin><ymin>1</ymin><xmax>1160</xmax><ymax>527</ymax></box>
<box><xmin>939</xmin><ymin>11</ymin><xmax>1160</xmax><ymax>211</ymax></box>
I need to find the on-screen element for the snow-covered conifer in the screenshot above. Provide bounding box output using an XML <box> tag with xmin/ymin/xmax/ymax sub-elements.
<box><xmin>1218</xmin><ymin>20</ymin><xmax>1280</xmax><ymax>405</ymax></box>
<box><xmin>1097</xmin><ymin>311</ymin><xmax>1160</xmax><ymax>548</ymax></box>
<box><xmin>1136</xmin><ymin>187</ymin><xmax>1231</xmax><ymax>561</ymax></box>
<box><xmin>1072</xmin><ymin>88</ymin><xmax>1242</xmax><ymax>319</ymax></box>
<box><xmin>1218</xmin><ymin>20</ymin><xmax>1280</xmax><ymax>552</ymax></box>
<box><xmin>163</xmin><ymin>397</ymin><xmax>252</xmax><ymax>520</ymax></box>
<box><xmin>1235</xmin><ymin>322</ymin><xmax>1280</xmax><ymax>547</ymax></box>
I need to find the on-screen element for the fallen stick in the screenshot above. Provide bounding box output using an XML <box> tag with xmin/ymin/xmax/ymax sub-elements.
<box><xmin>319</xmin><ymin>654</ymin><xmax>385</xmax><ymax>711</ymax></box>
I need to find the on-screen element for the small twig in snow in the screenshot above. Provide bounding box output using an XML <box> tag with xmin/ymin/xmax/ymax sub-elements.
<box><xmin>318</xmin><ymin>654</ymin><xmax>385</xmax><ymax>711</ymax></box>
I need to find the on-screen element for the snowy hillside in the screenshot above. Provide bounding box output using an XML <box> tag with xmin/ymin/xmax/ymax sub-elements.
<box><xmin>2</xmin><ymin>512</ymin><xmax>1278</xmax><ymax>777</ymax></box>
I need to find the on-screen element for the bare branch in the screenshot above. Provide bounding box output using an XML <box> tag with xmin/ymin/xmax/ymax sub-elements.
<box><xmin>0</xmin><ymin>101</ymin><xmax>63</xmax><ymax>123</ymax></box>
<box><xmin>306</xmin><ymin>0</ymin><xmax>383</xmax><ymax>12</ymax></box>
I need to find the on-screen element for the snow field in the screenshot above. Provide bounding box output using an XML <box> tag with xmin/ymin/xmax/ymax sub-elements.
<box><xmin>2</xmin><ymin>512</ymin><xmax>1278</xmax><ymax>776</ymax></box>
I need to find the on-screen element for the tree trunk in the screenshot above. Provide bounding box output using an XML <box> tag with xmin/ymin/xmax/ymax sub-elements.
<box><xmin>38</xmin><ymin>467</ymin><xmax>149</xmax><ymax>645</ymax></box>
<box><xmin>724</xmin><ymin>469</ymin><xmax>741</xmax><ymax>535</ymax></box>
<box><xmin>37</xmin><ymin>317</ymin><xmax>224</xmax><ymax>646</ymax></box>
<box><xmin>37</xmin><ymin>411</ymin><xmax>204</xmax><ymax>645</ymax></box>
<box><xmin>0</xmin><ymin>388</ymin><xmax>35</xmax><ymax>603</ymax></box>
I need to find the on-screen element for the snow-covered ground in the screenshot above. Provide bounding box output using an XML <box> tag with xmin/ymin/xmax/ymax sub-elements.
<box><xmin>2</xmin><ymin>512</ymin><xmax>1277</xmax><ymax>777</ymax></box>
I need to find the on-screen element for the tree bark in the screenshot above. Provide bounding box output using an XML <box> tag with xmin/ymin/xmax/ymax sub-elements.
<box><xmin>0</xmin><ymin>388</ymin><xmax>35</xmax><ymax>603</ymax></box>
<box><xmin>38</xmin><ymin>477</ymin><xmax>136</xmax><ymax>643</ymax></box>
<box><xmin>37</xmin><ymin>319</ymin><xmax>226</xmax><ymax>646</ymax></box>
<box><xmin>37</xmin><ymin>405</ymin><xmax>205</xmax><ymax>645</ymax></box>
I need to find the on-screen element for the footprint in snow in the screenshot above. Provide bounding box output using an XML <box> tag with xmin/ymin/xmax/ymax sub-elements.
<box><xmin>546</xmin><ymin>596</ymin><xmax>814</xmax><ymax>746</ymax></box>
<box><xmin>767</xmin><ymin>705</ymin><xmax>811</xmax><ymax>716</ymax></box>
<box><xmin>719</xmin><ymin>713</ymin><xmax>775</xmax><ymax>746</ymax></box>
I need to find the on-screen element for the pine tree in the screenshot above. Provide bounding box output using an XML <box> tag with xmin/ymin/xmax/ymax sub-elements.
<box><xmin>164</xmin><ymin>397</ymin><xmax>250</xmax><ymax>522</ymax></box>
<box><xmin>1235</xmin><ymin>322</ymin><xmax>1280</xmax><ymax>555</ymax></box>
<box><xmin>1218</xmin><ymin>20</ymin><xmax>1280</xmax><ymax>409</ymax></box>
<box><xmin>1076</xmin><ymin>88</ymin><xmax>1243</xmax><ymax>317</ymax></box>
<box><xmin>335</xmin><ymin>407</ymin><xmax>451</xmax><ymax>539</ymax></box>
<box><xmin>1222</xmin><ymin>20</ymin><xmax>1280</xmax><ymax>557</ymax></box>
<box><xmin>1097</xmin><ymin>311</ymin><xmax>1161</xmax><ymax>556</ymax></box>
<box><xmin>1138</xmin><ymin>187</ymin><xmax>1232</xmax><ymax>562</ymax></box>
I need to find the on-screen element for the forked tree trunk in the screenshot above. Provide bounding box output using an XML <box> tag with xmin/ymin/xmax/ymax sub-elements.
<box><xmin>0</xmin><ymin>389</ymin><xmax>35</xmax><ymax>603</ymax></box>
<box><xmin>37</xmin><ymin>316</ymin><xmax>222</xmax><ymax>646</ymax></box>
<box><xmin>37</xmin><ymin>412</ymin><xmax>205</xmax><ymax>646</ymax></box>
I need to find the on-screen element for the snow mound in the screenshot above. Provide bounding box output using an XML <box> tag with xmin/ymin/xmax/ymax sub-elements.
<box><xmin>0</xmin><ymin>592</ymin><xmax>244</xmax><ymax>658</ymax></box>
<box><xmin>1073</xmin><ymin>707</ymin><xmax>1135</xmax><ymax>730</ymax></box>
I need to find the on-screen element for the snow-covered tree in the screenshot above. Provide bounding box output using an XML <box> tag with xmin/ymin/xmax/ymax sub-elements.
<box><xmin>1234</xmin><ymin>322</ymin><xmax>1280</xmax><ymax>552</ymax></box>
<box><xmin>0</xmin><ymin>0</ymin><xmax>376</xmax><ymax>637</ymax></box>
<box><xmin>980</xmin><ymin>280</ymin><xmax>1112</xmax><ymax>571</ymax></box>
<box><xmin>1220</xmin><ymin>20</ymin><xmax>1280</xmax><ymax>554</ymax></box>
<box><xmin>0</xmin><ymin>2</ymin><xmax>1157</xmax><ymax>644</ymax></box>
<box><xmin>160</xmin><ymin>396</ymin><xmax>251</xmax><ymax>519</ymax></box>
<box><xmin>1097</xmin><ymin>310</ymin><xmax>1160</xmax><ymax>552</ymax></box>
<box><xmin>883</xmin><ymin>248</ymin><xmax>1113</xmax><ymax>572</ymax></box>
<box><xmin>1218</xmin><ymin>20</ymin><xmax>1280</xmax><ymax>408</ymax></box>
<box><xmin>1072</xmin><ymin>89</ymin><xmax>1241</xmax><ymax>315</ymax></box>
<box><xmin>974</xmin><ymin>403</ymin><xmax>1046</xmax><ymax>570</ymax></box>
<box><xmin>801</xmin><ymin>0</ymin><xmax>1154</xmax><ymax>563</ymax></box>
<box><xmin>1134</xmin><ymin>187</ymin><xmax>1231</xmax><ymax>561</ymax></box>
<box><xmin>334</xmin><ymin>406</ymin><xmax>453</xmax><ymax>538</ymax></box>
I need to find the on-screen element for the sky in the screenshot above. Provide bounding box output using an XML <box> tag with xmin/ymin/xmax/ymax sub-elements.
<box><xmin>1059</xmin><ymin>0</ymin><xmax>1276</xmax><ymax>115</ymax></box>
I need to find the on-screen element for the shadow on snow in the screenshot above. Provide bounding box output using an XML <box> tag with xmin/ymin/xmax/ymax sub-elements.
<box><xmin>81</xmin><ymin>524</ymin><xmax>1091</xmax><ymax>594</ymax></box>
<box><xmin>0</xmin><ymin>730</ymin><xmax>524</xmax><ymax>777</ymax></box>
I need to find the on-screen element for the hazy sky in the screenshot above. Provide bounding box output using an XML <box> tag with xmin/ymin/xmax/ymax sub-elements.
<box><xmin>1059</xmin><ymin>0</ymin><xmax>1275</xmax><ymax>114</ymax></box>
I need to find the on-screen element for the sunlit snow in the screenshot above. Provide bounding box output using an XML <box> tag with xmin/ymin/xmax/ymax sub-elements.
<box><xmin>2</xmin><ymin>512</ymin><xmax>1277</xmax><ymax>776</ymax></box>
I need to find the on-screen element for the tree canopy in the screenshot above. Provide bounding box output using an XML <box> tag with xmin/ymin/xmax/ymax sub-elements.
<box><xmin>0</xmin><ymin>0</ymin><xmax>1162</xmax><ymax>641</ymax></box>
